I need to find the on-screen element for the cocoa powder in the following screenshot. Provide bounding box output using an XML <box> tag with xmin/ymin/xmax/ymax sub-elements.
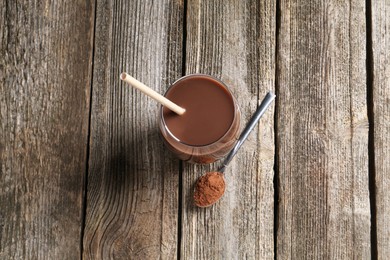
<box><xmin>194</xmin><ymin>172</ymin><xmax>225</xmax><ymax>207</ymax></box>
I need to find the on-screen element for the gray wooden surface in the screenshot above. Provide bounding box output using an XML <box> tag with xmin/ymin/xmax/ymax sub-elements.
<box><xmin>182</xmin><ymin>0</ymin><xmax>276</xmax><ymax>259</ymax></box>
<box><xmin>276</xmin><ymin>0</ymin><xmax>371</xmax><ymax>259</ymax></box>
<box><xmin>82</xmin><ymin>0</ymin><xmax>183</xmax><ymax>259</ymax></box>
<box><xmin>1</xmin><ymin>0</ymin><xmax>389</xmax><ymax>259</ymax></box>
<box><xmin>0</xmin><ymin>0</ymin><xmax>94</xmax><ymax>259</ymax></box>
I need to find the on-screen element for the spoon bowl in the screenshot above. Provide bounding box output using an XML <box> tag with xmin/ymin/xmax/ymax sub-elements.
<box><xmin>194</xmin><ymin>172</ymin><xmax>225</xmax><ymax>207</ymax></box>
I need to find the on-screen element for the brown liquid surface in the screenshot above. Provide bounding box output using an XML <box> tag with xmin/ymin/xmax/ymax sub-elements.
<box><xmin>163</xmin><ymin>75</ymin><xmax>235</xmax><ymax>146</ymax></box>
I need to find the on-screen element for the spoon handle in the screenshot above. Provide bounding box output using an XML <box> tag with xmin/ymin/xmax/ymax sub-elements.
<box><xmin>219</xmin><ymin>91</ymin><xmax>276</xmax><ymax>173</ymax></box>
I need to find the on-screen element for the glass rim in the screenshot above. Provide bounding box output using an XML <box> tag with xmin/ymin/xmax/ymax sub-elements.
<box><xmin>160</xmin><ymin>73</ymin><xmax>239</xmax><ymax>148</ymax></box>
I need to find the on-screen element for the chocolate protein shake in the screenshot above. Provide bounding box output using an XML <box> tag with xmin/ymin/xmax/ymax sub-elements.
<box><xmin>159</xmin><ymin>74</ymin><xmax>240</xmax><ymax>164</ymax></box>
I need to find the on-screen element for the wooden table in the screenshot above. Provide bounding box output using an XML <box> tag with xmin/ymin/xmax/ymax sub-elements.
<box><xmin>1</xmin><ymin>0</ymin><xmax>389</xmax><ymax>259</ymax></box>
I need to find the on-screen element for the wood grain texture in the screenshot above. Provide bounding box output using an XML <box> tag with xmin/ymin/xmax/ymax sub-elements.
<box><xmin>276</xmin><ymin>0</ymin><xmax>370</xmax><ymax>259</ymax></box>
<box><xmin>83</xmin><ymin>0</ymin><xmax>183</xmax><ymax>259</ymax></box>
<box><xmin>372</xmin><ymin>0</ymin><xmax>390</xmax><ymax>257</ymax></box>
<box><xmin>0</xmin><ymin>0</ymin><xmax>94</xmax><ymax>259</ymax></box>
<box><xmin>182</xmin><ymin>1</ymin><xmax>276</xmax><ymax>259</ymax></box>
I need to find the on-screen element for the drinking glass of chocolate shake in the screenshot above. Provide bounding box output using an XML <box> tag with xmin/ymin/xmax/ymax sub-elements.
<box><xmin>159</xmin><ymin>74</ymin><xmax>240</xmax><ymax>164</ymax></box>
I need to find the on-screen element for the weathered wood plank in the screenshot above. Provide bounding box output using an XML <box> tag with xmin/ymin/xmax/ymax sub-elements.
<box><xmin>372</xmin><ymin>0</ymin><xmax>390</xmax><ymax>257</ymax></box>
<box><xmin>276</xmin><ymin>0</ymin><xmax>370</xmax><ymax>259</ymax></box>
<box><xmin>83</xmin><ymin>0</ymin><xmax>183</xmax><ymax>259</ymax></box>
<box><xmin>0</xmin><ymin>0</ymin><xmax>94</xmax><ymax>259</ymax></box>
<box><xmin>182</xmin><ymin>1</ymin><xmax>276</xmax><ymax>259</ymax></box>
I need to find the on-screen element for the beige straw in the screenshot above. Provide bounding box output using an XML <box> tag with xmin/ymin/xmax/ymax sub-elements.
<box><xmin>120</xmin><ymin>72</ymin><xmax>185</xmax><ymax>115</ymax></box>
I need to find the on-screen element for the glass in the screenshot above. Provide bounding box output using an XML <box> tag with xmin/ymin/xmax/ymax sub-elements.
<box><xmin>159</xmin><ymin>74</ymin><xmax>240</xmax><ymax>164</ymax></box>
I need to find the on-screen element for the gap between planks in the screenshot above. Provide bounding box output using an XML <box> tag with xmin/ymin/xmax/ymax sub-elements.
<box><xmin>365</xmin><ymin>0</ymin><xmax>378</xmax><ymax>258</ymax></box>
<box><xmin>273</xmin><ymin>0</ymin><xmax>281</xmax><ymax>259</ymax></box>
<box><xmin>177</xmin><ymin>0</ymin><xmax>188</xmax><ymax>259</ymax></box>
<box><xmin>80</xmin><ymin>0</ymin><xmax>98</xmax><ymax>259</ymax></box>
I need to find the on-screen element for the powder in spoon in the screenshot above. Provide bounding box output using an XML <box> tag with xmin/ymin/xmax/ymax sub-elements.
<box><xmin>194</xmin><ymin>172</ymin><xmax>225</xmax><ymax>207</ymax></box>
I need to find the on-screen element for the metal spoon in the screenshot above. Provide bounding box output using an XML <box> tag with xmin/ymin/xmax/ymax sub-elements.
<box><xmin>194</xmin><ymin>92</ymin><xmax>276</xmax><ymax>207</ymax></box>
